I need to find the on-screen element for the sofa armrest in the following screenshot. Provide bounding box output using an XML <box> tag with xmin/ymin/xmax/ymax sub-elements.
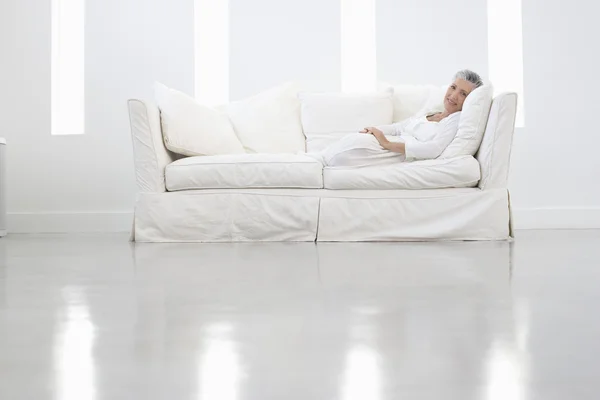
<box><xmin>128</xmin><ymin>99</ymin><xmax>175</xmax><ymax>193</ymax></box>
<box><xmin>476</xmin><ymin>92</ymin><xmax>518</xmax><ymax>190</ymax></box>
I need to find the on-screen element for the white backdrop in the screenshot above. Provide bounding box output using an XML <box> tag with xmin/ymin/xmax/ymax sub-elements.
<box><xmin>229</xmin><ymin>0</ymin><xmax>341</xmax><ymax>100</ymax></box>
<box><xmin>376</xmin><ymin>0</ymin><xmax>488</xmax><ymax>86</ymax></box>
<box><xmin>0</xmin><ymin>0</ymin><xmax>598</xmax><ymax>232</ymax></box>
<box><xmin>0</xmin><ymin>0</ymin><xmax>194</xmax><ymax>232</ymax></box>
<box><xmin>509</xmin><ymin>0</ymin><xmax>600</xmax><ymax>228</ymax></box>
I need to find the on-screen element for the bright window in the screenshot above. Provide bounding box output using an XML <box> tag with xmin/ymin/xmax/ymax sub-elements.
<box><xmin>51</xmin><ymin>0</ymin><xmax>85</xmax><ymax>135</ymax></box>
<box><xmin>488</xmin><ymin>0</ymin><xmax>525</xmax><ymax>127</ymax></box>
<box><xmin>341</xmin><ymin>0</ymin><xmax>377</xmax><ymax>93</ymax></box>
<box><xmin>195</xmin><ymin>0</ymin><xmax>230</xmax><ymax>105</ymax></box>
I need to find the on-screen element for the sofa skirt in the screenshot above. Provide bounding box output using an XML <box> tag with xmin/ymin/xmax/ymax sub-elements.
<box><xmin>133</xmin><ymin>188</ymin><xmax>510</xmax><ymax>242</ymax></box>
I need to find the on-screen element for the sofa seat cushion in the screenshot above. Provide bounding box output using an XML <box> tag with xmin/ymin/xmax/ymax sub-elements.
<box><xmin>166</xmin><ymin>154</ymin><xmax>324</xmax><ymax>191</ymax></box>
<box><xmin>323</xmin><ymin>156</ymin><xmax>480</xmax><ymax>190</ymax></box>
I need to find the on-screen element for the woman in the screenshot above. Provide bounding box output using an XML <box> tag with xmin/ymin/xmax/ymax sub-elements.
<box><xmin>318</xmin><ymin>69</ymin><xmax>483</xmax><ymax>167</ymax></box>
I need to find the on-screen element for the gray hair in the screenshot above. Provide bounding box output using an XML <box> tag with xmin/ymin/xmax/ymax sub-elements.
<box><xmin>454</xmin><ymin>69</ymin><xmax>484</xmax><ymax>89</ymax></box>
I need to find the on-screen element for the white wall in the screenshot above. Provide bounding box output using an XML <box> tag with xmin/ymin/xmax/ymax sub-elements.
<box><xmin>0</xmin><ymin>0</ymin><xmax>599</xmax><ymax>232</ymax></box>
<box><xmin>229</xmin><ymin>0</ymin><xmax>341</xmax><ymax>100</ymax></box>
<box><xmin>376</xmin><ymin>0</ymin><xmax>488</xmax><ymax>85</ymax></box>
<box><xmin>509</xmin><ymin>0</ymin><xmax>600</xmax><ymax>228</ymax></box>
<box><xmin>0</xmin><ymin>0</ymin><xmax>195</xmax><ymax>232</ymax></box>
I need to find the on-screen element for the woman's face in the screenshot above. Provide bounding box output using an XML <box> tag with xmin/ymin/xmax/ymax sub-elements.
<box><xmin>444</xmin><ymin>78</ymin><xmax>476</xmax><ymax>113</ymax></box>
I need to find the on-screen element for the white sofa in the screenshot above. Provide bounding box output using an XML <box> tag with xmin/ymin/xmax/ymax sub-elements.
<box><xmin>128</xmin><ymin>88</ymin><xmax>517</xmax><ymax>242</ymax></box>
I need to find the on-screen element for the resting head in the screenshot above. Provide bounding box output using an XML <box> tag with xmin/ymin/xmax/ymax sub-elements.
<box><xmin>444</xmin><ymin>69</ymin><xmax>483</xmax><ymax>114</ymax></box>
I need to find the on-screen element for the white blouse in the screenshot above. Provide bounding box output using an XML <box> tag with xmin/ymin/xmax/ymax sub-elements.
<box><xmin>376</xmin><ymin>112</ymin><xmax>461</xmax><ymax>160</ymax></box>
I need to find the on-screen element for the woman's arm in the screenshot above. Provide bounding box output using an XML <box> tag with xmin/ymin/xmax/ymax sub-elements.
<box><xmin>361</xmin><ymin>124</ymin><xmax>396</xmax><ymax>136</ymax></box>
<box><xmin>363</xmin><ymin>113</ymin><xmax>459</xmax><ymax>159</ymax></box>
<box><xmin>361</xmin><ymin>117</ymin><xmax>413</xmax><ymax>136</ymax></box>
<box><xmin>403</xmin><ymin>114</ymin><xmax>460</xmax><ymax>160</ymax></box>
<box><xmin>361</xmin><ymin>128</ymin><xmax>406</xmax><ymax>154</ymax></box>
<box><xmin>382</xmin><ymin>140</ymin><xmax>406</xmax><ymax>154</ymax></box>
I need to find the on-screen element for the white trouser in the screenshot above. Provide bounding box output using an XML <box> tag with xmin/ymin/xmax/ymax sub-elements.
<box><xmin>311</xmin><ymin>133</ymin><xmax>405</xmax><ymax>167</ymax></box>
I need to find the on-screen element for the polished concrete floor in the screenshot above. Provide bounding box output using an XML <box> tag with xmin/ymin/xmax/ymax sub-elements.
<box><xmin>1</xmin><ymin>230</ymin><xmax>599</xmax><ymax>400</ymax></box>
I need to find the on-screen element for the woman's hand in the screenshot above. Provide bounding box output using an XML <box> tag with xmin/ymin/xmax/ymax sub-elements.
<box><xmin>361</xmin><ymin>127</ymin><xmax>388</xmax><ymax>146</ymax></box>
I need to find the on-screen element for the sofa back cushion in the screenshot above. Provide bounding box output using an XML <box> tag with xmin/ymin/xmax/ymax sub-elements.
<box><xmin>226</xmin><ymin>82</ymin><xmax>306</xmax><ymax>154</ymax></box>
<box><xmin>299</xmin><ymin>90</ymin><xmax>394</xmax><ymax>152</ymax></box>
<box><xmin>380</xmin><ymin>83</ymin><xmax>448</xmax><ymax>122</ymax></box>
<box><xmin>439</xmin><ymin>84</ymin><xmax>494</xmax><ymax>159</ymax></box>
<box><xmin>154</xmin><ymin>83</ymin><xmax>245</xmax><ymax>157</ymax></box>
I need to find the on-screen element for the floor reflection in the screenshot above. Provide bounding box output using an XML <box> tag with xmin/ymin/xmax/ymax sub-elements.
<box><xmin>342</xmin><ymin>325</ymin><xmax>381</xmax><ymax>400</ymax></box>
<box><xmin>0</xmin><ymin>240</ymin><xmax>5</xmax><ymax>308</ymax></box>
<box><xmin>55</xmin><ymin>287</ymin><xmax>96</xmax><ymax>400</ymax></box>
<box><xmin>485</xmin><ymin>341</ymin><xmax>525</xmax><ymax>400</ymax></box>
<box><xmin>198</xmin><ymin>322</ymin><xmax>242</xmax><ymax>400</ymax></box>
<box><xmin>3</xmin><ymin>232</ymin><xmax>600</xmax><ymax>399</ymax></box>
<box><xmin>131</xmin><ymin>240</ymin><xmax>514</xmax><ymax>399</ymax></box>
<box><xmin>515</xmin><ymin>299</ymin><xmax>530</xmax><ymax>352</ymax></box>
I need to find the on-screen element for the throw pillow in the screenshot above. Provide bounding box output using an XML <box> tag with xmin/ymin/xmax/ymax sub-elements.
<box><xmin>226</xmin><ymin>82</ymin><xmax>306</xmax><ymax>154</ymax></box>
<box><xmin>154</xmin><ymin>82</ymin><xmax>245</xmax><ymax>157</ymax></box>
<box><xmin>439</xmin><ymin>84</ymin><xmax>494</xmax><ymax>158</ymax></box>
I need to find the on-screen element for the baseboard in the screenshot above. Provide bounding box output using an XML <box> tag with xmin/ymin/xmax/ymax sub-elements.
<box><xmin>513</xmin><ymin>207</ymin><xmax>600</xmax><ymax>230</ymax></box>
<box><xmin>7</xmin><ymin>212</ymin><xmax>133</xmax><ymax>233</ymax></box>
